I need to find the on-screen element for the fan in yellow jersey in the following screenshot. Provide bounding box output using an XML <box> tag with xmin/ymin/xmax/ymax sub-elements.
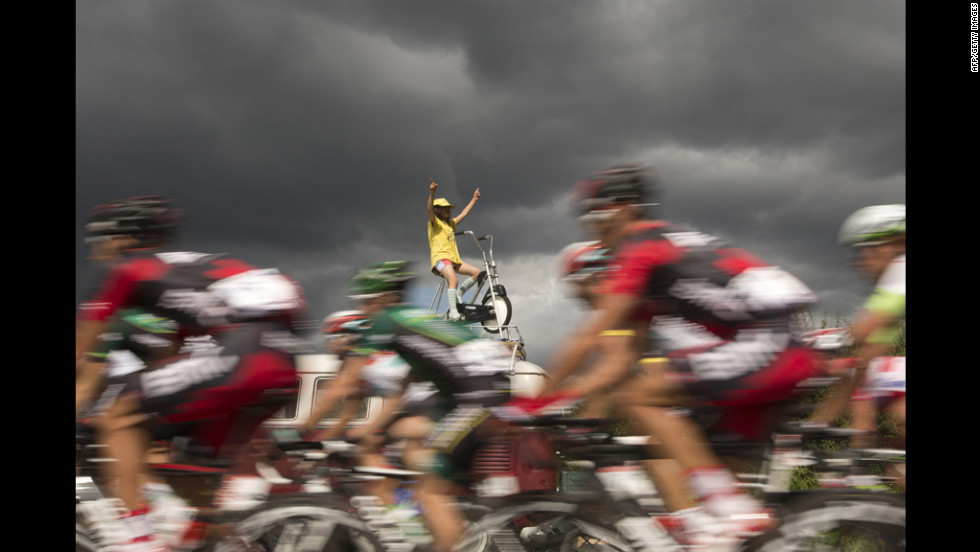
<box><xmin>427</xmin><ymin>178</ymin><xmax>484</xmax><ymax>320</ymax></box>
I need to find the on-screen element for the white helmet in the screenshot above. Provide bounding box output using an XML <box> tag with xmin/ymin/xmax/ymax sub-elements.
<box><xmin>838</xmin><ymin>204</ymin><xmax>906</xmax><ymax>247</ymax></box>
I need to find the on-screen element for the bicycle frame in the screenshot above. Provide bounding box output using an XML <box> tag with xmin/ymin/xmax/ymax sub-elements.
<box><xmin>428</xmin><ymin>230</ymin><xmax>521</xmax><ymax>343</ymax></box>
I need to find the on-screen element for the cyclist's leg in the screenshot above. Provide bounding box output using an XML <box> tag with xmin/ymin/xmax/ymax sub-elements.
<box><xmin>97</xmin><ymin>393</ymin><xmax>155</xmax><ymax>511</ymax></box>
<box><xmin>609</xmin><ymin>375</ymin><xmax>698</xmax><ymax>512</ymax></box>
<box><xmin>419</xmin><ymin>380</ymin><xmax>508</xmax><ymax>551</ymax></box>
<box><xmin>850</xmin><ymin>397</ymin><xmax>878</xmax><ymax>449</ymax></box>
<box><xmin>619</xmin><ymin>347</ymin><xmax>799</xmax><ymax>526</ymax></box>
<box><xmin>414</xmin><ymin>471</ymin><xmax>467</xmax><ymax>552</ymax></box>
<box><xmin>389</xmin><ymin>414</ymin><xmax>437</xmax><ymax>470</ymax></box>
<box><xmin>886</xmin><ymin>395</ymin><xmax>906</xmax><ymax>438</ymax></box>
<box><xmin>881</xmin><ymin>394</ymin><xmax>906</xmax><ymax>489</ymax></box>
<box><xmin>618</xmin><ymin>358</ymin><xmax>720</xmax><ymax>471</ymax></box>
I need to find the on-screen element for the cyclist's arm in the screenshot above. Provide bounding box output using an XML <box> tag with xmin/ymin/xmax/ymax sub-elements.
<box><xmin>310</xmin><ymin>396</ymin><xmax>362</xmax><ymax>441</ymax></box>
<box><xmin>76</xmin><ymin>262</ymin><xmax>142</xmax><ymax>365</ymax></box>
<box><xmin>810</xmin><ymin>308</ymin><xmax>898</xmax><ymax>426</ymax></box>
<box><xmin>301</xmin><ymin>354</ymin><xmax>368</xmax><ymax>434</ymax></box>
<box><xmin>76</xmin><ymin>320</ymin><xmax>107</xmax><ymax>366</ymax></box>
<box><xmin>541</xmin><ymin>292</ymin><xmax>638</xmax><ymax>396</ymax></box>
<box><xmin>76</xmin><ymin>358</ymin><xmax>109</xmax><ymax>415</ymax></box>
<box><xmin>566</xmin><ymin>322</ymin><xmax>647</xmax><ymax>398</ymax></box>
<box><xmin>349</xmin><ymin>392</ymin><xmax>405</xmax><ymax>442</ymax></box>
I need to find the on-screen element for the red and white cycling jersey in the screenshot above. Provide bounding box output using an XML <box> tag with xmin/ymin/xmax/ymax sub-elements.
<box><xmin>854</xmin><ymin>356</ymin><xmax>906</xmax><ymax>403</ymax></box>
<box><xmin>602</xmin><ymin>221</ymin><xmax>818</xmax><ymax>397</ymax></box>
<box><xmin>78</xmin><ymin>250</ymin><xmax>308</xmax><ymax>335</ymax></box>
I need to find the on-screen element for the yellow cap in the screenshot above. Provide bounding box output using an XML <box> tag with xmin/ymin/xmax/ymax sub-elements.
<box><xmin>433</xmin><ymin>198</ymin><xmax>455</xmax><ymax>208</ymax></box>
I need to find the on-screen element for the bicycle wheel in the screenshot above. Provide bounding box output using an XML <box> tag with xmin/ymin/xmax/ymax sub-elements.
<box><xmin>746</xmin><ymin>492</ymin><xmax>906</xmax><ymax>552</ymax></box>
<box><xmin>480</xmin><ymin>293</ymin><xmax>512</xmax><ymax>334</ymax></box>
<box><xmin>213</xmin><ymin>495</ymin><xmax>385</xmax><ymax>552</ymax></box>
<box><xmin>455</xmin><ymin>500</ymin><xmax>638</xmax><ymax>552</ymax></box>
<box><xmin>559</xmin><ymin>522</ymin><xmax>640</xmax><ymax>552</ymax></box>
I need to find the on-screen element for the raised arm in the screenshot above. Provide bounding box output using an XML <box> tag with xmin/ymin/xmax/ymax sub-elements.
<box><xmin>427</xmin><ymin>178</ymin><xmax>438</xmax><ymax>224</ymax></box>
<box><xmin>453</xmin><ymin>188</ymin><xmax>481</xmax><ymax>224</ymax></box>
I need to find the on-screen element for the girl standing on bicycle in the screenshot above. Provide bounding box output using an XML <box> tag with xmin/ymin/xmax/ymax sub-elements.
<box><xmin>427</xmin><ymin>178</ymin><xmax>484</xmax><ymax>321</ymax></box>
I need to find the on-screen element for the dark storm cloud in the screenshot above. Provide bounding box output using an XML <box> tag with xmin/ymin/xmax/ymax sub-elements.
<box><xmin>76</xmin><ymin>0</ymin><xmax>905</xmax><ymax>363</ymax></box>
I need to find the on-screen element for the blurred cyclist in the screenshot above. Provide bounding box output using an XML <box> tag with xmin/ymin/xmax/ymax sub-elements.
<box><xmin>811</xmin><ymin>205</ymin><xmax>906</xmax><ymax>471</ymax></box>
<box><xmin>556</xmin><ymin>241</ymin><xmax>698</xmax><ymax>514</ymax></box>
<box><xmin>75</xmin><ymin>195</ymin><xmax>311</xmax><ymax>552</ymax></box>
<box><xmin>427</xmin><ymin>178</ymin><xmax>484</xmax><ymax>320</ymax></box>
<box><xmin>525</xmin><ymin>164</ymin><xmax>820</xmax><ymax>547</ymax></box>
<box><xmin>554</xmin><ymin>240</ymin><xmax>628</xmax><ymax>420</ymax></box>
<box><xmin>303</xmin><ymin>260</ymin><xmax>513</xmax><ymax>552</ymax></box>
<box><xmin>306</xmin><ymin>310</ymin><xmax>375</xmax><ymax>441</ymax></box>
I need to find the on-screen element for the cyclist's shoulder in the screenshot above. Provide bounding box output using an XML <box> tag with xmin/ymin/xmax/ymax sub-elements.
<box><xmin>621</xmin><ymin>220</ymin><xmax>730</xmax><ymax>249</ymax></box>
<box><xmin>384</xmin><ymin>305</ymin><xmax>442</xmax><ymax>328</ymax></box>
<box><xmin>110</xmin><ymin>250</ymin><xmax>228</xmax><ymax>276</ymax></box>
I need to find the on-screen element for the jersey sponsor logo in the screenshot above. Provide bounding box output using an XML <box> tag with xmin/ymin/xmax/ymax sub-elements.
<box><xmin>157</xmin><ymin>288</ymin><xmax>225</xmax><ymax>314</ymax></box>
<box><xmin>426</xmin><ymin>405</ymin><xmax>492</xmax><ymax>452</ymax></box>
<box><xmin>688</xmin><ymin>329</ymin><xmax>790</xmax><ymax>380</ymax></box>
<box><xmin>396</xmin><ymin>334</ymin><xmax>466</xmax><ymax>376</ymax></box>
<box><xmin>97</xmin><ymin>331</ymin><xmax>124</xmax><ymax>343</ymax></box>
<box><xmin>454</xmin><ymin>339</ymin><xmax>512</xmax><ymax>376</ymax></box>
<box><xmin>651</xmin><ymin>315</ymin><xmax>725</xmax><ymax>352</ymax></box>
<box><xmin>667</xmin><ymin>278</ymin><xmax>754</xmax><ymax>321</ymax></box>
<box><xmin>155</xmin><ymin>251</ymin><xmax>212</xmax><ymax>265</ymax></box>
<box><xmin>130</xmin><ymin>332</ymin><xmax>175</xmax><ymax>349</ymax></box>
<box><xmin>141</xmin><ymin>348</ymin><xmax>239</xmax><ymax>397</ymax></box>
<box><xmin>661</xmin><ymin>231</ymin><xmax>719</xmax><ymax>249</ymax></box>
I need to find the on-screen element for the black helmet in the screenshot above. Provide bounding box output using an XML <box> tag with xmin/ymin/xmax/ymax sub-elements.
<box><xmin>86</xmin><ymin>196</ymin><xmax>183</xmax><ymax>248</ymax></box>
<box><xmin>348</xmin><ymin>260</ymin><xmax>416</xmax><ymax>300</ymax></box>
<box><xmin>571</xmin><ymin>164</ymin><xmax>659</xmax><ymax>221</ymax></box>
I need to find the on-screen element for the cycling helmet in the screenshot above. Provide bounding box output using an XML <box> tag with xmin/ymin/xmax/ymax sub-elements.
<box><xmin>86</xmin><ymin>195</ymin><xmax>182</xmax><ymax>248</ymax></box>
<box><xmin>838</xmin><ymin>204</ymin><xmax>906</xmax><ymax>247</ymax></box>
<box><xmin>571</xmin><ymin>163</ymin><xmax>659</xmax><ymax>221</ymax></box>
<box><xmin>321</xmin><ymin>310</ymin><xmax>371</xmax><ymax>336</ymax></box>
<box><xmin>348</xmin><ymin>260</ymin><xmax>416</xmax><ymax>300</ymax></box>
<box><xmin>558</xmin><ymin>241</ymin><xmax>612</xmax><ymax>283</ymax></box>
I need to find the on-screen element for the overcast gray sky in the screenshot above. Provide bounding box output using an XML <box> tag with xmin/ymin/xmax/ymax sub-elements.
<box><xmin>76</xmin><ymin>0</ymin><xmax>906</xmax><ymax>365</ymax></box>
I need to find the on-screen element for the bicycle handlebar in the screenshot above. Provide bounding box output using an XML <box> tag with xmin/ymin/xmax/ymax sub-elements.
<box><xmin>455</xmin><ymin>230</ymin><xmax>490</xmax><ymax>241</ymax></box>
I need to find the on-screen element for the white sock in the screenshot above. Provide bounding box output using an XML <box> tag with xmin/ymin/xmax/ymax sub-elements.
<box><xmin>447</xmin><ymin>289</ymin><xmax>459</xmax><ymax>313</ymax></box>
